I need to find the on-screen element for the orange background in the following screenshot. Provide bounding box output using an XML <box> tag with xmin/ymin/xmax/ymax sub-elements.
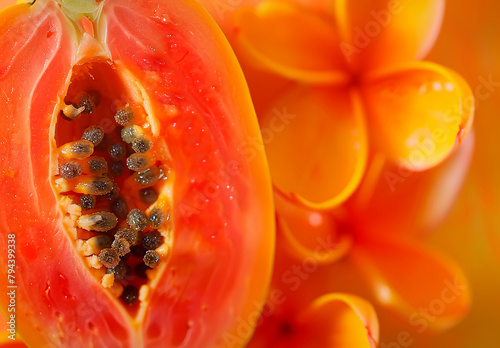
<box><xmin>397</xmin><ymin>1</ymin><xmax>500</xmax><ymax>347</ymax></box>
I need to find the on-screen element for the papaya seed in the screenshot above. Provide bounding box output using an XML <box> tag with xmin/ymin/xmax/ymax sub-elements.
<box><xmin>121</xmin><ymin>285</ymin><xmax>139</xmax><ymax>306</ymax></box>
<box><xmin>87</xmin><ymin>157</ymin><xmax>108</xmax><ymax>174</ymax></box>
<box><xmin>98</xmin><ymin>248</ymin><xmax>119</xmax><ymax>268</ymax></box>
<box><xmin>114</xmin><ymin>228</ymin><xmax>139</xmax><ymax>246</ymax></box>
<box><xmin>80</xmin><ymin>194</ymin><xmax>96</xmax><ymax>210</ymax></box>
<box><xmin>62</xmin><ymin>104</ymin><xmax>85</xmax><ymax>120</ymax></box>
<box><xmin>77</xmin><ymin>211</ymin><xmax>118</xmax><ymax>232</ymax></box>
<box><xmin>149</xmin><ymin>208</ymin><xmax>167</xmax><ymax>229</ymax></box>
<box><xmin>126</xmin><ymin>153</ymin><xmax>151</xmax><ymax>172</ymax></box>
<box><xmin>74</xmin><ymin>176</ymin><xmax>114</xmax><ymax>196</ymax></box>
<box><xmin>114</xmin><ymin>106</ymin><xmax>135</xmax><ymax>126</ymax></box>
<box><xmin>111</xmin><ymin>237</ymin><xmax>130</xmax><ymax>257</ymax></box>
<box><xmin>60</xmin><ymin>161</ymin><xmax>82</xmax><ymax>180</ymax></box>
<box><xmin>82</xmin><ymin>126</ymin><xmax>104</xmax><ymax>146</ymax></box>
<box><xmin>142</xmin><ymin>230</ymin><xmax>162</xmax><ymax>250</ymax></box>
<box><xmin>132</xmin><ymin>137</ymin><xmax>151</xmax><ymax>153</ymax></box>
<box><xmin>143</xmin><ymin>250</ymin><xmax>160</xmax><ymax>268</ymax></box>
<box><xmin>107</xmin><ymin>261</ymin><xmax>130</xmax><ymax>281</ymax></box>
<box><xmin>139</xmin><ymin>187</ymin><xmax>158</xmax><ymax>205</ymax></box>
<box><xmin>121</xmin><ymin>125</ymin><xmax>144</xmax><ymax>144</ymax></box>
<box><xmin>127</xmin><ymin>209</ymin><xmax>148</xmax><ymax>232</ymax></box>
<box><xmin>108</xmin><ymin>142</ymin><xmax>126</xmax><ymax>161</ymax></box>
<box><xmin>76</xmin><ymin>91</ymin><xmax>101</xmax><ymax>114</ymax></box>
<box><xmin>110</xmin><ymin>197</ymin><xmax>129</xmax><ymax>220</ymax></box>
<box><xmin>60</xmin><ymin>140</ymin><xmax>94</xmax><ymax>159</ymax></box>
<box><xmin>133</xmin><ymin>166</ymin><xmax>164</xmax><ymax>187</ymax></box>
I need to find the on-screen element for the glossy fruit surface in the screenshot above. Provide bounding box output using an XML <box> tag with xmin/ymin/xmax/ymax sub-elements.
<box><xmin>0</xmin><ymin>0</ymin><xmax>274</xmax><ymax>347</ymax></box>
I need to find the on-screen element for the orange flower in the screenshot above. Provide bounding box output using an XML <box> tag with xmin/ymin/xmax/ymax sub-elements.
<box><xmin>226</xmin><ymin>0</ymin><xmax>474</xmax><ymax>209</ymax></box>
<box><xmin>245</xmin><ymin>242</ymin><xmax>379</xmax><ymax>348</ymax></box>
<box><xmin>197</xmin><ymin>0</ymin><xmax>475</xmax><ymax>345</ymax></box>
<box><xmin>261</xmin><ymin>138</ymin><xmax>473</xmax><ymax>347</ymax></box>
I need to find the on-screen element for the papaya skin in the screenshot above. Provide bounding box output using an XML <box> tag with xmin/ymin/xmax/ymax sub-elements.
<box><xmin>0</xmin><ymin>0</ymin><xmax>275</xmax><ymax>347</ymax></box>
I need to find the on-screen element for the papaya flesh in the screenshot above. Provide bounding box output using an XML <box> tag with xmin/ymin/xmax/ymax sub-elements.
<box><xmin>0</xmin><ymin>0</ymin><xmax>275</xmax><ymax>347</ymax></box>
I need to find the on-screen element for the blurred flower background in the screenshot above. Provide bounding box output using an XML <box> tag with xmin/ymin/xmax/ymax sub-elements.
<box><xmin>419</xmin><ymin>1</ymin><xmax>500</xmax><ymax>346</ymax></box>
<box><xmin>197</xmin><ymin>0</ymin><xmax>500</xmax><ymax>347</ymax></box>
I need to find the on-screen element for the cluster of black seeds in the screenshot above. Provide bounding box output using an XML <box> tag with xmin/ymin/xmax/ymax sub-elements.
<box><xmin>58</xmin><ymin>93</ymin><xmax>173</xmax><ymax>308</ymax></box>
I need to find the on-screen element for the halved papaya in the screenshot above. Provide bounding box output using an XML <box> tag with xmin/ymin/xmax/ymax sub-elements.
<box><xmin>0</xmin><ymin>0</ymin><xmax>274</xmax><ymax>347</ymax></box>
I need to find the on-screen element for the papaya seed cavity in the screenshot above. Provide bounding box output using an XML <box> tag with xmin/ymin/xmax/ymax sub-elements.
<box><xmin>54</xmin><ymin>63</ymin><xmax>172</xmax><ymax>309</ymax></box>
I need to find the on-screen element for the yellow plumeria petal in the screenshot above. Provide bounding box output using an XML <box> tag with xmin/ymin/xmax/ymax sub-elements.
<box><xmin>276</xmin><ymin>193</ymin><xmax>352</xmax><ymax>264</ymax></box>
<box><xmin>247</xmin><ymin>292</ymin><xmax>379</xmax><ymax>348</ymax></box>
<box><xmin>261</xmin><ymin>86</ymin><xmax>368</xmax><ymax>210</ymax></box>
<box><xmin>349</xmin><ymin>132</ymin><xmax>474</xmax><ymax>237</ymax></box>
<box><xmin>295</xmin><ymin>293</ymin><xmax>379</xmax><ymax>348</ymax></box>
<box><xmin>334</xmin><ymin>0</ymin><xmax>445</xmax><ymax>72</ymax></box>
<box><xmin>234</xmin><ymin>1</ymin><xmax>349</xmax><ymax>84</ymax></box>
<box><xmin>351</xmin><ymin>235</ymin><xmax>471</xmax><ymax>331</ymax></box>
<box><xmin>362</xmin><ymin>61</ymin><xmax>474</xmax><ymax>171</ymax></box>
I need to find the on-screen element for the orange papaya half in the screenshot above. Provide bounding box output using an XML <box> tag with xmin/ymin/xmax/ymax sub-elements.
<box><xmin>0</xmin><ymin>0</ymin><xmax>275</xmax><ymax>347</ymax></box>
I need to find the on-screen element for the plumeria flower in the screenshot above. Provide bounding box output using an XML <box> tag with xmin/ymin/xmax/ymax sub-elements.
<box><xmin>267</xmin><ymin>137</ymin><xmax>473</xmax><ymax>346</ymax></box>
<box><xmin>245</xmin><ymin>241</ymin><xmax>380</xmax><ymax>348</ymax></box>
<box><xmin>197</xmin><ymin>0</ymin><xmax>474</xmax><ymax>342</ymax></box>
<box><xmin>228</xmin><ymin>0</ymin><xmax>474</xmax><ymax>210</ymax></box>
